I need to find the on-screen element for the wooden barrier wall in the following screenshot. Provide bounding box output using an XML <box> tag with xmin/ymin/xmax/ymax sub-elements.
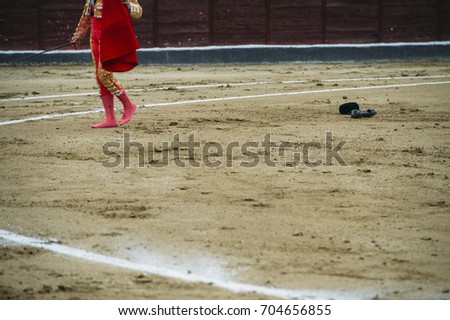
<box><xmin>1</xmin><ymin>0</ymin><xmax>449</xmax><ymax>50</ymax></box>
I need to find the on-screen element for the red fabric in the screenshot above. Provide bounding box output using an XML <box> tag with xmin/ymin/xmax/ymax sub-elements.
<box><xmin>101</xmin><ymin>0</ymin><xmax>140</xmax><ymax>72</ymax></box>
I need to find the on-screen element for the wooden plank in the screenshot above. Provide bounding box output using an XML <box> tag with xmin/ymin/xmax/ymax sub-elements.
<box><xmin>269</xmin><ymin>0</ymin><xmax>322</xmax><ymax>44</ymax></box>
<box><xmin>438</xmin><ymin>0</ymin><xmax>450</xmax><ymax>40</ymax></box>
<box><xmin>382</xmin><ymin>0</ymin><xmax>439</xmax><ymax>42</ymax></box>
<box><xmin>41</xmin><ymin>8</ymin><xmax>82</xmax><ymax>48</ymax></box>
<box><xmin>209</xmin><ymin>0</ymin><xmax>215</xmax><ymax>44</ymax></box>
<box><xmin>157</xmin><ymin>0</ymin><xmax>209</xmax><ymax>46</ymax></box>
<box><xmin>212</xmin><ymin>0</ymin><xmax>266</xmax><ymax>45</ymax></box>
<box><xmin>377</xmin><ymin>0</ymin><xmax>383</xmax><ymax>42</ymax></box>
<box><xmin>265</xmin><ymin>0</ymin><xmax>271</xmax><ymax>43</ymax></box>
<box><xmin>322</xmin><ymin>0</ymin><xmax>327</xmax><ymax>43</ymax></box>
<box><xmin>0</xmin><ymin>0</ymin><xmax>38</xmax><ymax>50</ymax></box>
<box><xmin>326</xmin><ymin>0</ymin><xmax>379</xmax><ymax>44</ymax></box>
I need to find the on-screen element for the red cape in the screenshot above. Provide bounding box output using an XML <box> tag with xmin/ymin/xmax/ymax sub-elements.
<box><xmin>101</xmin><ymin>0</ymin><xmax>140</xmax><ymax>72</ymax></box>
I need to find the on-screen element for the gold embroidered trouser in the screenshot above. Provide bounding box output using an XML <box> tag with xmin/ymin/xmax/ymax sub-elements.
<box><xmin>91</xmin><ymin>17</ymin><xmax>123</xmax><ymax>96</ymax></box>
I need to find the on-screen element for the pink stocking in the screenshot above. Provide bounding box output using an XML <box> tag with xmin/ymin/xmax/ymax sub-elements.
<box><xmin>92</xmin><ymin>94</ymin><xmax>118</xmax><ymax>129</ymax></box>
<box><xmin>117</xmin><ymin>90</ymin><xmax>137</xmax><ymax>125</ymax></box>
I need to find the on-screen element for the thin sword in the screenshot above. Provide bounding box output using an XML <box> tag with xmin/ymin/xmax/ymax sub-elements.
<box><xmin>8</xmin><ymin>42</ymin><xmax>74</xmax><ymax>64</ymax></box>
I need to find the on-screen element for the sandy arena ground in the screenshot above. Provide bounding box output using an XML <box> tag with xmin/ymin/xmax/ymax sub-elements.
<box><xmin>0</xmin><ymin>61</ymin><xmax>449</xmax><ymax>300</ymax></box>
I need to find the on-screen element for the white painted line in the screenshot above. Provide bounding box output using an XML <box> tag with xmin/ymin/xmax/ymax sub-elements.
<box><xmin>174</xmin><ymin>81</ymin><xmax>273</xmax><ymax>89</ymax></box>
<box><xmin>129</xmin><ymin>81</ymin><xmax>274</xmax><ymax>93</ymax></box>
<box><xmin>140</xmin><ymin>81</ymin><xmax>450</xmax><ymax>108</ymax></box>
<box><xmin>0</xmin><ymin>92</ymin><xmax>99</xmax><ymax>103</ymax></box>
<box><xmin>1</xmin><ymin>75</ymin><xmax>449</xmax><ymax>104</ymax></box>
<box><xmin>2</xmin><ymin>41</ymin><xmax>448</xmax><ymax>56</ymax></box>
<box><xmin>0</xmin><ymin>229</ymin><xmax>370</xmax><ymax>299</ymax></box>
<box><xmin>136</xmin><ymin>41</ymin><xmax>450</xmax><ymax>50</ymax></box>
<box><xmin>0</xmin><ymin>82</ymin><xmax>272</xmax><ymax>103</ymax></box>
<box><xmin>0</xmin><ymin>109</ymin><xmax>102</xmax><ymax>127</ymax></box>
<box><xmin>321</xmin><ymin>74</ymin><xmax>450</xmax><ymax>82</ymax></box>
<box><xmin>1</xmin><ymin>80</ymin><xmax>449</xmax><ymax>127</ymax></box>
<box><xmin>1</xmin><ymin>41</ymin><xmax>449</xmax><ymax>55</ymax></box>
<box><xmin>282</xmin><ymin>74</ymin><xmax>450</xmax><ymax>84</ymax></box>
